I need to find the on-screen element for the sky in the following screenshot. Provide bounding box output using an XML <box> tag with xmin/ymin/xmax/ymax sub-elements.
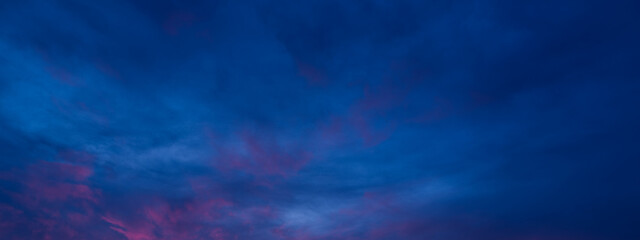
<box><xmin>0</xmin><ymin>0</ymin><xmax>639</xmax><ymax>239</ymax></box>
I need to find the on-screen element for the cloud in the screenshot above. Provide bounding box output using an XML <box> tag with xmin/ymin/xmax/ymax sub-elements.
<box><xmin>0</xmin><ymin>0</ymin><xmax>639</xmax><ymax>239</ymax></box>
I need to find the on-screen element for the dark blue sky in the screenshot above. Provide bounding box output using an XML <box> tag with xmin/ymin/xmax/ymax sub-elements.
<box><xmin>1</xmin><ymin>0</ymin><xmax>639</xmax><ymax>239</ymax></box>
